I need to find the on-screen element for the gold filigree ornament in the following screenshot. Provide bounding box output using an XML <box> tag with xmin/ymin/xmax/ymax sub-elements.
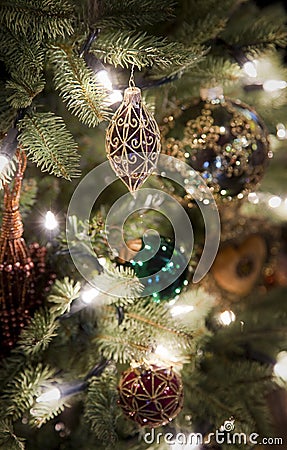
<box><xmin>105</xmin><ymin>72</ymin><xmax>161</xmax><ymax>193</ymax></box>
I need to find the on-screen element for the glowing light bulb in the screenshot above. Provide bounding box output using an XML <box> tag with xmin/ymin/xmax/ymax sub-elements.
<box><xmin>277</xmin><ymin>124</ymin><xmax>286</xmax><ymax>139</ymax></box>
<box><xmin>98</xmin><ymin>257</ymin><xmax>108</xmax><ymax>268</ymax></box>
<box><xmin>96</xmin><ymin>69</ymin><xmax>113</xmax><ymax>91</ymax></box>
<box><xmin>268</xmin><ymin>196</ymin><xmax>282</xmax><ymax>208</ymax></box>
<box><xmin>81</xmin><ymin>287</ymin><xmax>100</xmax><ymax>304</ymax></box>
<box><xmin>243</xmin><ymin>61</ymin><xmax>257</xmax><ymax>78</ymax></box>
<box><xmin>36</xmin><ymin>387</ymin><xmax>61</xmax><ymax>403</ymax></box>
<box><xmin>248</xmin><ymin>192</ymin><xmax>259</xmax><ymax>204</ymax></box>
<box><xmin>263</xmin><ymin>80</ymin><xmax>287</xmax><ymax>92</ymax></box>
<box><xmin>170</xmin><ymin>305</ymin><xmax>194</xmax><ymax>317</ymax></box>
<box><xmin>155</xmin><ymin>344</ymin><xmax>172</xmax><ymax>359</ymax></box>
<box><xmin>218</xmin><ymin>310</ymin><xmax>236</xmax><ymax>326</ymax></box>
<box><xmin>0</xmin><ymin>155</ymin><xmax>9</xmax><ymax>173</ymax></box>
<box><xmin>274</xmin><ymin>352</ymin><xmax>287</xmax><ymax>381</ymax></box>
<box><xmin>44</xmin><ymin>211</ymin><xmax>58</xmax><ymax>230</ymax></box>
<box><xmin>107</xmin><ymin>90</ymin><xmax>123</xmax><ymax>105</ymax></box>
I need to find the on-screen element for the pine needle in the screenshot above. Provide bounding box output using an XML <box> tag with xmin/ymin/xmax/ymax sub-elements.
<box><xmin>18</xmin><ymin>112</ymin><xmax>81</xmax><ymax>180</ymax></box>
<box><xmin>0</xmin><ymin>0</ymin><xmax>74</xmax><ymax>40</ymax></box>
<box><xmin>49</xmin><ymin>44</ymin><xmax>111</xmax><ymax>127</ymax></box>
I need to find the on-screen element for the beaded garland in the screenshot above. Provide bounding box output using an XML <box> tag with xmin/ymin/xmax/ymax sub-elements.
<box><xmin>0</xmin><ymin>151</ymin><xmax>55</xmax><ymax>356</ymax></box>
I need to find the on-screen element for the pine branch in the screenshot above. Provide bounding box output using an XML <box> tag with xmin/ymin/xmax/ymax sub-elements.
<box><xmin>175</xmin><ymin>15</ymin><xmax>228</xmax><ymax>45</ymax></box>
<box><xmin>62</xmin><ymin>214</ymin><xmax>110</xmax><ymax>260</ymax></box>
<box><xmin>96</xmin><ymin>0</ymin><xmax>175</xmax><ymax>28</ymax></box>
<box><xmin>17</xmin><ymin>309</ymin><xmax>58</xmax><ymax>357</ymax></box>
<box><xmin>95</xmin><ymin>333</ymin><xmax>150</xmax><ymax>363</ymax></box>
<box><xmin>48</xmin><ymin>277</ymin><xmax>81</xmax><ymax>316</ymax></box>
<box><xmin>0</xmin><ymin>27</ymin><xmax>45</xmax><ymax>80</ymax></box>
<box><xmin>18</xmin><ymin>112</ymin><xmax>81</xmax><ymax>180</ymax></box>
<box><xmin>1</xmin><ymin>364</ymin><xmax>54</xmax><ymax>420</ymax></box>
<box><xmin>29</xmin><ymin>399</ymin><xmax>66</xmax><ymax>428</ymax></box>
<box><xmin>92</xmin><ymin>30</ymin><xmax>204</xmax><ymax>70</ymax></box>
<box><xmin>95</xmin><ymin>294</ymin><xmax>200</xmax><ymax>363</ymax></box>
<box><xmin>179</xmin><ymin>0</ymin><xmax>242</xmax><ymax>21</ymax></box>
<box><xmin>92</xmin><ymin>263</ymin><xmax>144</xmax><ymax>302</ymax></box>
<box><xmin>0</xmin><ymin>421</ymin><xmax>25</xmax><ymax>450</ymax></box>
<box><xmin>49</xmin><ymin>44</ymin><xmax>110</xmax><ymax>127</ymax></box>
<box><xmin>84</xmin><ymin>367</ymin><xmax>119</xmax><ymax>446</ymax></box>
<box><xmin>221</xmin><ymin>4</ymin><xmax>287</xmax><ymax>53</ymax></box>
<box><xmin>19</xmin><ymin>178</ymin><xmax>38</xmax><ymax>217</ymax></box>
<box><xmin>0</xmin><ymin>83</ymin><xmax>17</xmax><ymax>134</ymax></box>
<box><xmin>6</xmin><ymin>77</ymin><xmax>45</xmax><ymax>109</ymax></box>
<box><xmin>0</xmin><ymin>0</ymin><xmax>74</xmax><ymax>41</ymax></box>
<box><xmin>182</xmin><ymin>56</ymin><xmax>241</xmax><ymax>85</ymax></box>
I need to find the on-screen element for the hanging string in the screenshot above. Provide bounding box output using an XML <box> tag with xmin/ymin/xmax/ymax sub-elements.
<box><xmin>129</xmin><ymin>64</ymin><xmax>136</xmax><ymax>88</ymax></box>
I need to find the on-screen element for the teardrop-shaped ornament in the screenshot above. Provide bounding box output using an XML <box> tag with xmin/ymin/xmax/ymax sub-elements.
<box><xmin>105</xmin><ymin>86</ymin><xmax>161</xmax><ymax>193</ymax></box>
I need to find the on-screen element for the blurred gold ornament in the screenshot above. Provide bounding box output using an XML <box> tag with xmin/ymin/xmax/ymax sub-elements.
<box><xmin>161</xmin><ymin>93</ymin><xmax>270</xmax><ymax>200</ymax></box>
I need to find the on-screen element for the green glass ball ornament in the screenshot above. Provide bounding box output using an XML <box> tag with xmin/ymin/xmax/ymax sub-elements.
<box><xmin>161</xmin><ymin>93</ymin><xmax>271</xmax><ymax>200</ymax></box>
<box><xmin>118</xmin><ymin>235</ymin><xmax>189</xmax><ymax>302</ymax></box>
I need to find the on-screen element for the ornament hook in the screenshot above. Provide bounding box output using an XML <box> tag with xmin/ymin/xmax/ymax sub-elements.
<box><xmin>129</xmin><ymin>64</ymin><xmax>136</xmax><ymax>88</ymax></box>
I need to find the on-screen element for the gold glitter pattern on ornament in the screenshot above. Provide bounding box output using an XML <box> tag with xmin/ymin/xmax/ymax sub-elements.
<box><xmin>118</xmin><ymin>364</ymin><xmax>183</xmax><ymax>428</ymax></box>
<box><xmin>161</xmin><ymin>98</ymin><xmax>270</xmax><ymax>200</ymax></box>
<box><xmin>106</xmin><ymin>86</ymin><xmax>161</xmax><ymax>193</ymax></box>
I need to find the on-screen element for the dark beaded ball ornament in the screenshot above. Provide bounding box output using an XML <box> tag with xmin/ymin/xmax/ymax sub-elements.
<box><xmin>118</xmin><ymin>364</ymin><xmax>184</xmax><ymax>428</ymax></box>
<box><xmin>161</xmin><ymin>96</ymin><xmax>270</xmax><ymax>199</ymax></box>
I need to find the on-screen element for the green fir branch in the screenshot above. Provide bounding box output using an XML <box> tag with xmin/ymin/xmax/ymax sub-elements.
<box><xmin>83</xmin><ymin>263</ymin><xmax>144</xmax><ymax>307</ymax></box>
<box><xmin>92</xmin><ymin>30</ymin><xmax>204</xmax><ymax>70</ymax></box>
<box><xmin>95</xmin><ymin>296</ymin><xmax>198</xmax><ymax>363</ymax></box>
<box><xmin>175</xmin><ymin>15</ymin><xmax>228</xmax><ymax>45</ymax></box>
<box><xmin>84</xmin><ymin>367</ymin><xmax>119</xmax><ymax>446</ymax></box>
<box><xmin>49</xmin><ymin>44</ymin><xmax>110</xmax><ymax>127</ymax></box>
<box><xmin>6</xmin><ymin>77</ymin><xmax>45</xmax><ymax>109</ymax></box>
<box><xmin>18</xmin><ymin>112</ymin><xmax>81</xmax><ymax>180</ymax></box>
<box><xmin>96</xmin><ymin>0</ymin><xmax>175</xmax><ymax>28</ymax></box>
<box><xmin>0</xmin><ymin>27</ymin><xmax>45</xmax><ymax>80</ymax></box>
<box><xmin>222</xmin><ymin>4</ymin><xmax>287</xmax><ymax>52</ymax></box>
<box><xmin>1</xmin><ymin>364</ymin><xmax>54</xmax><ymax>420</ymax></box>
<box><xmin>29</xmin><ymin>399</ymin><xmax>66</xmax><ymax>428</ymax></box>
<box><xmin>0</xmin><ymin>0</ymin><xmax>74</xmax><ymax>41</ymax></box>
<box><xmin>0</xmin><ymin>84</ymin><xmax>17</xmax><ymax>134</ymax></box>
<box><xmin>62</xmin><ymin>214</ymin><xmax>110</xmax><ymax>260</ymax></box>
<box><xmin>17</xmin><ymin>309</ymin><xmax>58</xmax><ymax>356</ymax></box>
<box><xmin>19</xmin><ymin>178</ymin><xmax>38</xmax><ymax>217</ymax></box>
<box><xmin>48</xmin><ymin>277</ymin><xmax>81</xmax><ymax>316</ymax></box>
<box><xmin>95</xmin><ymin>333</ymin><xmax>151</xmax><ymax>364</ymax></box>
<box><xmin>179</xmin><ymin>0</ymin><xmax>242</xmax><ymax>21</ymax></box>
<box><xmin>0</xmin><ymin>421</ymin><xmax>25</xmax><ymax>450</ymax></box>
<box><xmin>184</xmin><ymin>56</ymin><xmax>242</xmax><ymax>85</ymax></box>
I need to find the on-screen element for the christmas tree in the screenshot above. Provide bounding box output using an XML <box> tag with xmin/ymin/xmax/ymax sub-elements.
<box><xmin>0</xmin><ymin>0</ymin><xmax>287</xmax><ymax>449</ymax></box>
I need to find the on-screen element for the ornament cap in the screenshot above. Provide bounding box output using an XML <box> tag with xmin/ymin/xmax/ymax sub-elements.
<box><xmin>124</xmin><ymin>86</ymin><xmax>142</xmax><ymax>106</ymax></box>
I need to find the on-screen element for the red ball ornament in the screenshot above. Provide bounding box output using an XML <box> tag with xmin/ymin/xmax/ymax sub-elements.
<box><xmin>117</xmin><ymin>364</ymin><xmax>183</xmax><ymax>428</ymax></box>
